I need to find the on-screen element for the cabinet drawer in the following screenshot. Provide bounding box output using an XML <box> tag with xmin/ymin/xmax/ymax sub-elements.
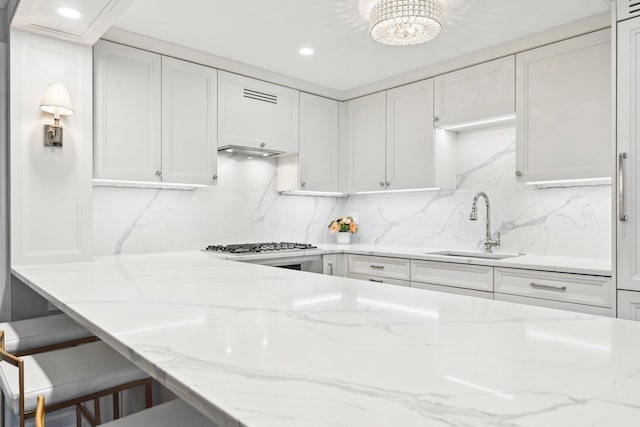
<box><xmin>348</xmin><ymin>255</ymin><xmax>410</xmax><ymax>281</ymax></box>
<box><xmin>349</xmin><ymin>273</ymin><xmax>410</xmax><ymax>287</ymax></box>
<box><xmin>495</xmin><ymin>293</ymin><xmax>613</xmax><ymax>317</ymax></box>
<box><xmin>494</xmin><ymin>268</ymin><xmax>613</xmax><ymax>308</ymax></box>
<box><xmin>411</xmin><ymin>260</ymin><xmax>493</xmax><ymax>292</ymax></box>
<box><xmin>411</xmin><ymin>282</ymin><xmax>493</xmax><ymax>299</ymax></box>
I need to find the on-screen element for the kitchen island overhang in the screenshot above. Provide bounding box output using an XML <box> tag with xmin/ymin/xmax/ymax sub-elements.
<box><xmin>11</xmin><ymin>251</ymin><xmax>640</xmax><ymax>427</ymax></box>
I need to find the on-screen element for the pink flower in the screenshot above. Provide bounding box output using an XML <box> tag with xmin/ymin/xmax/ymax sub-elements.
<box><xmin>329</xmin><ymin>223</ymin><xmax>339</xmax><ymax>234</ymax></box>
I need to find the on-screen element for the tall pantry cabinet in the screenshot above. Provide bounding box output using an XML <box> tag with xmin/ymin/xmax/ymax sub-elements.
<box><xmin>616</xmin><ymin>0</ymin><xmax>640</xmax><ymax>318</ymax></box>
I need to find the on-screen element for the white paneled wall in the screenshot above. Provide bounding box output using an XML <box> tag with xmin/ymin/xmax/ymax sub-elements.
<box><xmin>10</xmin><ymin>30</ymin><xmax>93</xmax><ymax>265</ymax></box>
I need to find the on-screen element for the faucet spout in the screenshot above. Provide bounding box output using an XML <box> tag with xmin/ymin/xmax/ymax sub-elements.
<box><xmin>469</xmin><ymin>192</ymin><xmax>501</xmax><ymax>253</ymax></box>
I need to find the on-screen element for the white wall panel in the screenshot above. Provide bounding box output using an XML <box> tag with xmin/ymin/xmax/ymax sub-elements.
<box><xmin>10</xmin><ymin>30</ymin><xmax>92</xmax><ymax>265</ymax></box>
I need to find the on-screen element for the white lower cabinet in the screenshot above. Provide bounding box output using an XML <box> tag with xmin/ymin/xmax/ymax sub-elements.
<box><xmin>494</xmin><ymin>268</ymin><xmax>613</xmax><ymax>308</ymax></box>
<box><xmin>411</xmin><ymin>260</ymin><xmax>493</xmax><ymax>292</ymax></box>
<box><xmin>618</xmin><ymin>290</ymin><xmax>640</xmax><ymax>320</ymax></box>
<box><xmin>348</xmin><ymin>273</ymin><xmax>410</xmax><ymax>287</ymax></box>
<box><xmin>411</xmin><ymin>282</ymin><xmax>493</xmax><ymax>299</ymax></box>
<box><xmin>348</xmin><ymin>255</ymin><xmax>411</xmax><ymax>281</ymax></box>
<box><xmin>323</xmin><ymin>255</ymin><xmax>338</xmax><ymax>276</ymax></box>
<box><xmin>494</xmin><ymin>293</ymin><xmax>613</xmax><ymax>317</ymax></box>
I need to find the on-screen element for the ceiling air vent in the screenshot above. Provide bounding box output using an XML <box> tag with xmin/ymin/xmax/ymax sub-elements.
<box><xmin>243</xmin><ymin>88</ymin><xmax>278</xmax><ymax>105</ymax></box>
<box><xmin>618</xmin><ymin>0</ymin><xmax>640</xmax><ymax>21</ymax></box>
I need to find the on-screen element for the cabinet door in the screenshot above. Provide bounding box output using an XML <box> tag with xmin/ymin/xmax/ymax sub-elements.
<box><xmin>323</xmin><ymin>255</ymin><xmax>338</xmax><ymax>276</ymax></box>
<box><xmin>618</xmin><ymin>290</ymin><xmax>640</xmax><ymax>320</ymax></box>
<box><xmin>299</xmin><ymin>93</ymin><xmax>340</xmax><ymax>192</ymax></box>
<box><xmin>386</xmin><ymin>79</ymin><xmax>435</xmax><ymax>190</ymax></box>
<box><xmin>218</xmin><ymin>71</ymin><xmax>299</xmax><ymax>154</ymax></box>
<box><xmin>617</xmin><ymin>18</ymin><xmax>640</xmax><ymax>292</ymax></box>
<box><xmin>94</xmin><ymin>41</ymin><xmax>161</xmax><ymax>181</ymax></box>
<box><xmin>515</xmin><ymin>30</ymin><xmax>611</xmax><ymax>182</ymax></box>
<box><xmin>347</xmin><ymin>92</ymin><xmax>387</xmax><ymax>193</ymax></box>
<box><xmin>434</xmin><ymin>56</ymin><xmax>515</xmax><ymax>127</ymax></box>
<box><xmin>161</xmin><ymin>57</ymin><xmax>218</xmax><ymax>185</ymax></box>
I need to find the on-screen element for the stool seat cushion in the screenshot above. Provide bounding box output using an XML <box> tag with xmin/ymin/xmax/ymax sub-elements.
<box><xmin>1</xmin><ymin>314</ymin><xmax>92</xmax><ymax>354</ymax></box>
<box><xmin>103</xmin><ymin>399</ymin><xmax>218</xmax><ymax>427</ymax></box>
<box><xmin>0</xmin><ymin>341</ymin><xmax>147</xmax><ymax>414</ymax></box>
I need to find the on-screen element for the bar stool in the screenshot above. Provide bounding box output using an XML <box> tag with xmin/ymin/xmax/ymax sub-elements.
<box><xmin>0</xmin><ymin>332</ymin><xmax>152</xmax><ymax>427</ymax></box>
<box><xmin>36</xmin><ymin>396</ymin><xmax>218</xmax><ymax>427</ymax></box>
<box><xmin>0</xmin><ymin>314</ymin><xmax>95</xmax><ymax>357</ymax></box>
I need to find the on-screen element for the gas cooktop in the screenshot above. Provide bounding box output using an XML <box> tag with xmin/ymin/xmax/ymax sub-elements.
<box><xmin>204</xmin><ymin>242</ymin><xmax>318</xmax><ymax>254</ymax></box>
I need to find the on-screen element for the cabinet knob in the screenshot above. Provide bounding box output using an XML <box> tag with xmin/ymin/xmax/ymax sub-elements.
<box><xmin>385</xmin><ymin>181</ymin><xmax>390</xmax><ymax>187</ymax></box>
<box><xmin>301</xmin><ymin>182</ymin><xmax>306</xmax><ymax>187</ymax></box>
<box><xmin>212</xmin><ymin>174</ymin><xmax>218</xmax><ymax>181</ymax></box>
<box><xmin>515</xmin><ymin>170</ymin><xmax>522</xmax><ymax>177</ymax></box>
<box><xmin>379</xmin><ymin>181</ymin><xmax>385</xmax><ymax>187</ymax></box>
<box><xmin>433</xmin><ymin>116</ymin><xmax>440</xmax><ymax>122</ymax></box>
<box><xmin>155</xmin><ymin>170</ymin><xmax>162</xmax><ymax>177</ymax></box>
<box><xmin>260</xmin><ymin>142</ymin><xmax>266</xmax><ymax>148</ymax></box>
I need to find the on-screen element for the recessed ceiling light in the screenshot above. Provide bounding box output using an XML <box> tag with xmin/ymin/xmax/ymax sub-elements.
<box><xmin>57</xmin><ymin>7</ymin><xmax>82</xmax><ymax>19</ymax></box>
<box><xmin>299</xmin><ymin>47</ymin><xmax>314</xmax><ymax>56</ymax></box>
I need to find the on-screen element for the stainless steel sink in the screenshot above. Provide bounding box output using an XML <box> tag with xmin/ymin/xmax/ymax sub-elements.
<box><xmin>427</xmin><ymin>250</ymin><xmax>520</xmax><ymax>260</ymax></box>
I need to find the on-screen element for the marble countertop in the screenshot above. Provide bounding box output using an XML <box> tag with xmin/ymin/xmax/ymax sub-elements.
<box><xmin>12</xmin><ymin>251</ymin><xmax>638</xmax><ymax>426</ymax></box>
<box><xmin>209</xmin><ymin>244</ymin><xmax>612</xmax><ymax>276</ymax></box>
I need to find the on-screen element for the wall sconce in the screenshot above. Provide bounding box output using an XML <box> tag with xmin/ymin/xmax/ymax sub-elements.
<box><xmin>39</xmin><ymin>83</ymin><xmax>74</xmax><ymax>147</ymax></box>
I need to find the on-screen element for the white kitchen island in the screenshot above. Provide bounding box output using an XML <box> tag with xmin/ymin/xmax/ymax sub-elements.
<box><xmin>11</xmin><ymin>251</ymin><xmax>640</xmax><ymax>426</ymax></box>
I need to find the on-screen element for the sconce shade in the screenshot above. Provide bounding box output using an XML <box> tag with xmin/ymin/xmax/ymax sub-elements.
<box><xmin>39</xmin><ymin>83</ymin><xmax>74</xmax><ymax>116</ymax></box>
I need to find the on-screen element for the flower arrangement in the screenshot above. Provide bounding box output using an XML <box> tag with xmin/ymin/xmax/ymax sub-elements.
<box><xmin>328</xmin><ymin>216</ymin><xmax>358</xmax><ymax>234</ymax></box>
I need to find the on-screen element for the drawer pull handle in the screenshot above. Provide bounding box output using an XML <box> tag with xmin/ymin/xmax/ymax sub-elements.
<box><xmin>369</xmin><ymin>265</ymin><xmax>385</xmax><ymax>270</ymax></box>
<box><xmin>369</xmin><ymin>279</ymin><xmax>383</xmax><ymax>283</ymax></box>
<box><xmin>530</xmin><ymin>282</ymin><xmax>567</xmax><ymax>292</ymax></box>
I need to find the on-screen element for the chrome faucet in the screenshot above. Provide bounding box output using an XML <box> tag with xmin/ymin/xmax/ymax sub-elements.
<box><xmin>469</xmin><ymin>192</ymin><xmax>501</xmax><ymax>253</ymax></box>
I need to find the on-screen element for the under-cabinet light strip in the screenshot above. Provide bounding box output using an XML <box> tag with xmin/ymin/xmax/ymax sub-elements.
<box><xmin>525</xmin><ymin>177</ymin><xmax>611</xmax><ymax>189</ymax></box>
<box><xmin>438</xmin><ymin>114</ymin><xmax>516</xmax><ymax>131</ymax></box>
<box><xmin>353</xmin><ymin>187</ymin><xmax>442</xmax><ymax>195</ymax></box>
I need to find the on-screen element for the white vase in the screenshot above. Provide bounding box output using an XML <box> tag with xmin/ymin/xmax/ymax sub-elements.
<box><xmin>336</xmin><ymin>232</ymin><xmax>351</xmax><ymax>245</ymax></box>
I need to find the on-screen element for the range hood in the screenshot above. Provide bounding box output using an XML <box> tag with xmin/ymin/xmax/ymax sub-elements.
<box><xmin>218</xmin><ymin>145</ymin><xmax>284</xmax><ymax>157</ymax></box>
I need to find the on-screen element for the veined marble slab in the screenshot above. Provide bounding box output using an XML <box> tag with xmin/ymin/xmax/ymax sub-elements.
<box><xmin>12</xmin><ymin>252</ymin><xmax>638</xmax><ymax>426</ymax></box>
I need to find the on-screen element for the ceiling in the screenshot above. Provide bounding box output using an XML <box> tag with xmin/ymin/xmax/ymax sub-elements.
<box><xmin>112</xmin><ymin>0</ymin><xmax>611</xmax><ymax>92</ymax></box>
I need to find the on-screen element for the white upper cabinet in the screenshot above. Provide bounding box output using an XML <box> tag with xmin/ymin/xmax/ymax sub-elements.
<box><xmin>161</xmin><ymin>57</ymin><xmax>218</xmax><ymax>185</ymax></box>
<box><xmin>434</xmin><ymin>56</ymin><xmax>515</xmax><ymax>127</ymax></box>
<box><xmin>95</xmin><ymin>41</ymin><xmax>218</xmax><ymax>186</ymax></box>
<box><xmin>347</xmin><ymin>81</ymin><xmax>455</xmax><ymax>193</ymax></box>
<box><xmin>218</xmin><ymin>71</ymin><xmax>299</xmax><ymax>154</ymax></box>
<box><xmin>347</xmin><ymin>92</ymin><xmax>387</xmax><ymax>193</ymax></box>
<box><xmin>617</xmin><ymin>0</ymin><xmax>640</xmax><ymax>22</ymax></box>
<box><xmin>386</xmin><ymin>79</ymin><xmax>436</xmax><ymax>190</ymax></box>
<box><xmin>94</xmin><ymin>40</ymin><xmax>161</xmax><ymax>182</ymax></box>
<box><xmin>515</xmin><ymin>30</ymin><xmax>611</xmax><ymax>182</ymax></box>
<box><xmin>299</xmin><ymin>93</ymin><xmax>341</xmax><ymax>192</ymax></box>
<box><xmin>617</xmin><ymin>18</ymin><xmax>640</xmax><ymax>293</ymax></box>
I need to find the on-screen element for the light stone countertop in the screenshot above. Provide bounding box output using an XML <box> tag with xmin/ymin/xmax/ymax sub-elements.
<box><xmin>12</xmin><ymin>251</ymin><xmax>636</xmax><ymax>427</ymax></box>
<box><xmin>210</xmin><ymin>244</ymin><xmax>612</xmax><ymax>277</ymax></box>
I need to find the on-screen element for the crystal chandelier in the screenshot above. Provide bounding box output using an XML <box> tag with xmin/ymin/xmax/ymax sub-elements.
<box><xmin>370</xmin><ymin>0</ymin><xmax>443</xmax><ymax>46</ymax></box>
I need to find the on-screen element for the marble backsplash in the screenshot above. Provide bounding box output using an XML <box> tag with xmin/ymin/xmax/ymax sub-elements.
<box><xmin>93</xmin><ymin>125</ymin><xmax>611</xmax><ymax>259</ymax></box>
